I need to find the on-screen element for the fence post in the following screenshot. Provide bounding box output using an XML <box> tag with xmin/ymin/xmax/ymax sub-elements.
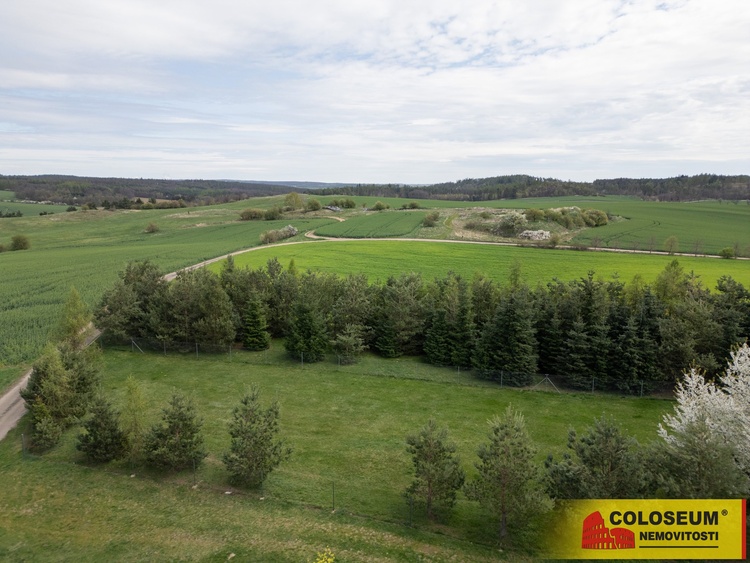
<box><xmin>500</xmin><ymin>370</ymin><xmax>503</xmax><ymax>388</ymax></box>
<box><xmin>591</xmin><ymin>377</ymin><xmax>595</xmax><ymax>393</ymax></box>
<box><xmin>195</xmin><ymin>342</ymin><xmax>199</xmax><ymax>358</ymax></box>
<box><xmin>640</xmin><ymin>381</ymin><xmax>644</xmax><ymax>397</ymax></box>
<box><xmin>21</xmin><ymin>433</ymin><xmax>26</xmax><ymax>458</ymax></box>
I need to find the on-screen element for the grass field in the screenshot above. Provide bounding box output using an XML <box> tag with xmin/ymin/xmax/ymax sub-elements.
<box><xmin>0</xmin><ymin>343</ymin><xmax>670</xmax><ymax>560</ymax></box>
<box><xmin>210</xmin><ymin>239</ymin><xmax>750</xmax><ymax>289</ymax></box>
<box><xmin>314</xmin><ymin>211</ymin><xmax>426</xmax><ymax>238</ymax></box>
<box><xmin>3</xmin><ymin>193</ymin><xmax>750</xmax><ymax>369</ymax></box>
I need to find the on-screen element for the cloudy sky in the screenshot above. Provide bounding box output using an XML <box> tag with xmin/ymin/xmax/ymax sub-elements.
<box><xmin>1</xmin><ymin>0</ymin><xmax>748</xmax><ymax>183</ymax></box>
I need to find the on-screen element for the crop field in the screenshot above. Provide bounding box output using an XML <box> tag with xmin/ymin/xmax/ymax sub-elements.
<box><xmin>212</xmin><ymin>239</ymin><xmax>750</xmax><ymax>289</ymax></box>
<box><xmin>314</xmin><ymin>211</ymin><xmax>427</xmax><ymax>238</ymax></box>
<box><xmin>307</xmin><ymin>195</ymin><xmax>750</xmax><ymax>256</ymax></box>
<box><xmin>0</xmin><ymin>207</ymin><xmax>337</xmax><ymax>367</ymax></box>
<box><xmin>0</xmin><ymin>344</ymin><xmax>669</xmax><ymax>560</ymax></box>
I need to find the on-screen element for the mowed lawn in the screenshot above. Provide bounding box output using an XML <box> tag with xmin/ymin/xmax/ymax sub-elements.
<box><xmin>212</xmin><ymin>239</ymin><xmax>750</xmax><ymax>288</ymax></box>
<box><xmin>0</xmin><ymin>344</ymin><xmax>670</xmax><ymax>561</ymax></box>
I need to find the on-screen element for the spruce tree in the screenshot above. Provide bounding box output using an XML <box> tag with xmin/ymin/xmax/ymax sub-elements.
<box><xmin>144</xmin><ymin>393</ymin><xmax>207</xmax><ymax>471</ymax></box>
<box><xmin>473</xmin><ymin>290</ymin><xmax>537</xmax><ymax>386</ymax></box>
<box><xmin>222</xmin><ymin>387</ymin><xmax>292</xmax><ymax>488</ymax></box>
<box><xmin>77</xmin><ymin>395</ymin><xmax>128</xmax><ymax>463</ymax></box>
<box><xmin>243</xmin><ymin>298</ymin><xmax>271</xmax><ymax>351</ymax></box>
<box><xmin>284</xmin><ymin>302</ymin><xmax>328</xmax><ymax>362</ymax></box>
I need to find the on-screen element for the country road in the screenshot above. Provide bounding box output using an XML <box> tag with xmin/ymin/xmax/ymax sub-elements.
<box><xmin>0</xmin><ymin>328</ymin><xmax>101</xmax><ymax>441</ymax></box>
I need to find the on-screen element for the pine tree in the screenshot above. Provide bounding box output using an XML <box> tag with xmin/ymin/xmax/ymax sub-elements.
<box><xmin>77</xmin><ymin>395</ymin><xmax>128</xmax><ymax>463</ymax></box>
<box><xmin>144</xmin><ymin>393</ymin><xmax>207</xmax><ymax>471</ymax></box>
<box><xmin>222</xmin><ymin>387</ymin><xmax>292</xmax><ymax>488</ymax></box>
<box><xmin>243</xmin><ymin>298</ymin><xmax>271</xmax><ymax>351</ymax></box>
<box><xmin>545</xmin><ymin>416</ymin><xmax>645</xmax><ymax>500</ymax></box>
<box><xmin>404</xmin><ymin>419</ymin><xmax>465</xmax><ymax>519</ymax></box>
<box><xmin>465</xmin><ymin>406</ymin><xmax>551</xmax><ymax>541</ymax></box>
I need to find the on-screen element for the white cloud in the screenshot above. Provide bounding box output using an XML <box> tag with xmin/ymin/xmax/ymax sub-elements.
<box><xmin>0</xmin><ymin>0</ymin><xmax>748</xmax><ymax>181</ymax></box>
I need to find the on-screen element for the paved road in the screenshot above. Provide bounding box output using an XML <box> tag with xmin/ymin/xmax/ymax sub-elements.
<box><xmin>0</xmin><ymin>369</ymin><xmax>32</xmax><ymax>441</ymax></box>
<box><xmin>0</xmin><ymin>328</ymin><xmax>101</xmax><ymax>442</ymax></box>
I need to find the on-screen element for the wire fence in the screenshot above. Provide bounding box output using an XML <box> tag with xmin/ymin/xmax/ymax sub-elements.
<box><xmin>101</xmin><ymin>337</ymin><xmax>677</xmax><ymax>398</ymax></box>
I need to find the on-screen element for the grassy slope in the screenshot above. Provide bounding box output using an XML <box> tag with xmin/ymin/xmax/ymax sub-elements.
<box><xmin>0</xmin><ymin>343</ymin><xmax>669</xmax><ymax>561</ymax></box>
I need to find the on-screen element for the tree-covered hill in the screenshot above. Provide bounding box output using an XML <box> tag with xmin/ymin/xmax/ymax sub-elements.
<box><xmin>314</xmin><ymin>173</ymin><xmax>750</xmax><ymax>202</ymax></box>
<box><xmin>0</xmin><ymin>175</ymin><xmax>295</xmax><ymax>207</ymax></box>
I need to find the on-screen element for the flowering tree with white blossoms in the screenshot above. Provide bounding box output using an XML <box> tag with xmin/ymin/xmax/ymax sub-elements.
<box><xmin>659</xmin><ymin>343</ymin><xmax>750</xmax><ymax>474</ymax></box>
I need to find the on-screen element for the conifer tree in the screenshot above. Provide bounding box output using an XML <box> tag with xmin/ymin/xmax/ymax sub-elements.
<box><xmin>404</xmin><ymin>419</ymin><xmax>465</xmax><ymax>519</ymax></box>
<box><xmin>243</xmin><ymin>298</ymin><xmax>271</xmax><ymax>351</ymax></box>
<box><xmin>473</xmin><ymin>290</ymin><xmax>537</xmax><ymax>386</ymax></box>
<box><xmin>466</xmin><ymin>406</ymin><xmax>551</xmax><ymax>541</ymax></box>
<box><xmin>223</xmin><ymin>387</ymin><xmax>292</xmax><ymax>488</ymax></box>
<box><xmin>144</xmin><ymin>393</ymin><xmax>207</xmax><ymax>471</ymax></box>
<box><xmin>77</xmin><ymin>395</ymin><xmax>128</xmax><ymax>463</ymax></box>
<box><xmin>284</xmin><ymin>302</ymin><xmax>328</xmax><ymax>362</ymax></box>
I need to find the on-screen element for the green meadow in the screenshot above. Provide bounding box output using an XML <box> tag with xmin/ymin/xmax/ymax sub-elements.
<box><xmin>0</xmin><ymin>343</ymin><xmax>670</xmax><ymax>561</ymax></box>
<box><xmin>212</xmin><ymin>239</ymin><xmax>750</xmax><ymax>288</ymax></box>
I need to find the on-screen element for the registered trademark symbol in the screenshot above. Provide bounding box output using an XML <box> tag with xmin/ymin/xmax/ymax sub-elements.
<box><xmin>721</xmin><ymin>509</ymin><xmax>728</xmax><ymax>516</ymax></box>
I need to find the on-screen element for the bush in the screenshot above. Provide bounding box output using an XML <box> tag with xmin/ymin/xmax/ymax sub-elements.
<box><xmin>66</xmin><ymin>206</ymin><xmax>77</xmax><ymax>212</ymax></box>
<box><xmin>305</xmin><ymin>199</ymin><xmax>322</xmax><ymax>212</ymax></box>
<box><xmin>260</xmin><ymin>225</ymin><xmax>298</xmax><ymax>244</ymax></box>
<box><xmin>327</xmin><ymin>198</ymin><xmax>356</xmax><ymax>209</ymax></box>
<box><xmin>492</xmin><ymin>213</ymin><xmax>527</xmax><ymax>237</ymax></box>
<box><xmin>422</xmin><ymin>211</ymin><xmax>440</xmax><ymax>228</ymax></box>
<box><xmin>524</xmin><ymin>208</ymin><xmax>545</xmax><ymax>222</ymax></box>
<box><xmin>10</xmin><ymin>234</ymin><xmax>30</xmax><ymax>251</ymax></box>
<box><xmin>371</xmin><ymin>201</ymin><xmax>389</xmax><ymax>211</ymax></box>
<box><xmin>144</xmin><ymin>223</ymin><xmax>159</xmax><ymax>233</ymax></box>
<box><xmin>719</xmin><ymin>247</ymin><xmax>735</xmax><ymax>259</ymax></box>
<box><xmin>264</xmin><ymin>207</ymin><xmax>283</xmax><ymax>220</ymax></box>
<box><xmin>240</xmin><ymin>208</ymin><xmax>265</xmax><ymax>221</ymax></box>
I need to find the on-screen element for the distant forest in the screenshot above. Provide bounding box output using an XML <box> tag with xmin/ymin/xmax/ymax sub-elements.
<box><xmin>2</xmin><ymin>172</ymin><xmax>750</xmax><ymax>205</ymax></box>
<box><xmin>315</xmin><ymin>173</ymin><xmax>750</xmax><ymax>202</ymax></box>
<box><xmin>0</xmin><ymin>175</ymin><xmax>293</xmax><ymax>207</ymax></box>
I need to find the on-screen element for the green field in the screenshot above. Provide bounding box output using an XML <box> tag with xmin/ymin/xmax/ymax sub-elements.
<box><xmin>0</xmin><ymin>205</ymin><xmax>338</xmax><ymax>367</ymax></box>
<box><xmin>0</xmin><ymin>343</ymin><xmax>670</xmax><ymax>560</ymax></box>
<box><xmin>211</xmin><ymin>239</ymin><xmax>750</xmax><ymax>289</ymax></box>
<box><xmin>4</xmin><ymin>193</ymin><xmax>750</xmax><ymax>371</ymax></box>
<box><xmin>314</xmin><ymin>211</ymin><xmax>426</xmax><ymax>238</ymax></box>
<box><xmin>309</xmin><ymin>195</ymin><xmax>750</xmax><ymax>256</ymax></box>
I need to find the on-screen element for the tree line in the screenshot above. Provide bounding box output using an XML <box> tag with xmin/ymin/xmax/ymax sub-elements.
<box><xmin>95</xmin><ymin>258</ymin><xmax>750</xmax><ymax>394</ymax></box>
<box><xmin>312</xmin><ymin>173</ymin><xmax>750</xmax><ymax>202</ymax></box>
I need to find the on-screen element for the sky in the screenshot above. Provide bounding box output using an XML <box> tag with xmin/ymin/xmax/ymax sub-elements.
<box><xmin>1</xmin><ymin>0</ymin><xmax>749</xmax><ymax>184</ymax></box>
